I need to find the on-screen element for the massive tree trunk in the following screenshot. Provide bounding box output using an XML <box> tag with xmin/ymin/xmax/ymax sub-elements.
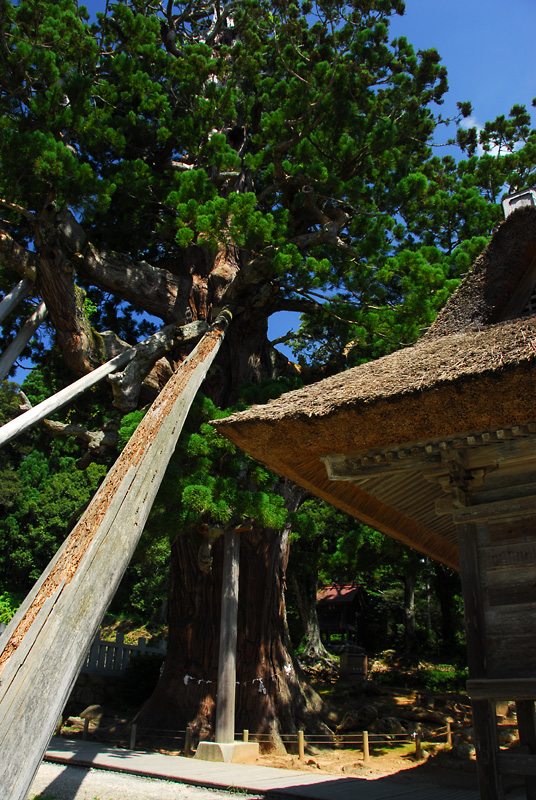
<box><xmin>402</xmin><ymin>571</ymin><xmax>417</xmax><ymax>659</ymax></box>
<box><xmin>433</xmin><ymin>563</ymin><xmax>463</xmax><ymax>653</ymax></box>
<box><xmin>4</xmin><ymin>203</ymin><xmax>325</xmax><ymax>748</ymax></box>
<box><xmin>136</xmin><ymin>482</ymin><xmax>330</xmax><ymax>751</ymax></box>
<box><xmin>291</xmin><ymin>572</ymin><xmax>336</xmax><ymax>667</ymax></box>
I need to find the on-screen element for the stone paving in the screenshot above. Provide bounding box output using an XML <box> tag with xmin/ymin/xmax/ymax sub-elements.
<box><xmin>43</xmin><ymin>738</ymin><xmax>483</xmax><ymax>799</ymax></box>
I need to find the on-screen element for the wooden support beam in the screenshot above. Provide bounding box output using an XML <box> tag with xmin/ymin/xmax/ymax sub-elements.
<box><xmin>454</xmin><ymin>494</ymin><xmax>536</xmax><ymax>524</ymax></box>
<box><xmin>0</xmin><ymin>349</ymin><xmax>135</xmax><ymax>448</ymax></box>
<box><xmin>457</xmin><ymin>523</ymin><xmax>505</xmax><ymax>800</ymax></box>
<box><xmin>0</xmin><ymin>301</ymin><xmax>47</xmax><ymax>382</ymax></box>
<box><xmin>0</xmin><ymin>278</ymin><xmax>33</xmax><ymax>324</ymax></box>
<box><xmin>0</xmin><ymin>309</ymin><xmax>232</xmax><ymax>800</ymax></box>
<box><xmin>467</xmin><ymin>679</ymin><xmax>536</xmax><ymax>700</ymax></box>
<box><xmin>516</xmin><ymin>700</ymin><xmax>536</xmax><ymax>800</ymax></box>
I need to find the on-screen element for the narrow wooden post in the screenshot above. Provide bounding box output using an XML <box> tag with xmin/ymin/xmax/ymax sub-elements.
<box><xmin>83</xmin><ymin>718</ymin><xmax>89</xmax><ymax>741</ymax></box>
<box><xmin>447</xmin><ymin>721</ymin><xmax>452</xmax><ymax>747</ymax></box>
<box><xmin>0</xmin><ymin>278</ymin><xmax>33</xmax><ymax>325</ymax></box>
<box><xmin>298</xmin><ymin>730</ymin><xmax>305</xmax><ymax>761</ymax></box>
<box><xmin>184</xmin><ymin>725</ymin><xmax>193</xmax><ymax>756</ymax></box>
<box><xmin>243</xmin><ymin>729</ymin><xmax>249</xmax><ymax>743</ymax></box>
<box><xmin>0</xmin><ymin>310</ymin><xmax>232</xmax><ymax>800</ymax></box>
<box><xmin>515</xmin><ymin>699</ymin><xmax>536</xmax><ymax>800</ymax></box>
<box><xmin>215</xmin><ymin>528</ymin><xmax>240</xmax><ymax>744</ymax></box>
<box><xmin>0</xmin><ymin>301</ymin><xmax>47</xmax><ymax>382</ymax></box>
<box><xmin>0</xmin><ymin>347</ymin><xmax>135</xmax><ymax>449</ymax></box>
<box><xmin>129</xmin><ymin>723</ymin><xmax>137</xmax><ymax>750</ymax></box>
<box><xmin>362</xmin><ymin>730</ymin><xmax>369</xmax><ymax>763</ymax></box>
<box><xmin>415</xmin><ymin>729</ymin><xmax>424</xmax><ymax>760</ymax></box>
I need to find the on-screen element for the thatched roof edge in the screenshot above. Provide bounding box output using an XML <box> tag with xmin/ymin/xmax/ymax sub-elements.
<box><xmin>217</xmin><ymin>317</ymin><xmax>536</xmax><ymax>430</ymax></box>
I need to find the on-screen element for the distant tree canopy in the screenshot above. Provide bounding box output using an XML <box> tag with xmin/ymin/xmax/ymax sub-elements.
<box><xmin>2</xmin><ymin>0</ymin><xmax>533</xmax><ymax>396</ymax></box>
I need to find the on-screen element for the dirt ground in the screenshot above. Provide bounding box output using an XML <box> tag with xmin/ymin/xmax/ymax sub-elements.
<box><xmin>62</xmin><ymin>657</ymin><xmax>524</xmax><ymax>795</ymax></box>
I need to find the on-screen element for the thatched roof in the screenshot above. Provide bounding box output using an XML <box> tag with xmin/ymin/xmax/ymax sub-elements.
<box><xmin>214</xmin><ymin>207</ymin><xmax>536</xmax><ymax>568</ymax></box>
<box><xmin>425</xmin><ymin>206</ymin><xmax>536</xmax><ymax>338</ymax></box>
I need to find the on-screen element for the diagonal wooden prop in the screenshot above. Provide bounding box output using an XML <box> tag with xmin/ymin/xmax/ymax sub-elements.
<box><xmin>0</xmin><ymin>308</ymin><xmax>232</xmax><ymax>800</ymax></box>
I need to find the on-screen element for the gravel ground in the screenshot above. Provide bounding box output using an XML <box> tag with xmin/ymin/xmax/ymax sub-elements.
<box><xmin>29</xmin><ymin>762</ymin><xmax>263</xmax><ymax>800</ymax></box>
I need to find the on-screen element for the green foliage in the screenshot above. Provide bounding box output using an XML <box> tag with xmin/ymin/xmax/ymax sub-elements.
<box><xmin>148</xmin><ymin>393</ymin><xmax>287</xmax><ymax>534</ymax></box>
<box><xmin>374</xmin><ymin>662</ymin><xmax>468</xmax><ymax>692</ymax></box>
<box><xmin>0</xmin><ymin>590</ymin><xmax>23</xmax><ymax>624</ymax></box>
<box><xmin>0</xmin><ymin>0</ymin><xmax>531</xmax><ymax>661</ymax></box>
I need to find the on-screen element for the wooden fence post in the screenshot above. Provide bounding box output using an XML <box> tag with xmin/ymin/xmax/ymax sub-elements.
<box><xmin>447</xmin><ymin>721</ymin><xmax>452</xmax><ymax>747</ymax></box>
<box><xmin>298</xmin><ymin>730</ymin><xmax>305</xmax><ymax>761</ymax></box>
<box><xmin>129</xmin><ymin>723</ymin><xmax>137</xmax><ymax>750</ymax></box>
<box><xmin>415</xmin><ymin>729</ymin><xmax>424</xmax><ymax>760</ymax></box>
<box><xmin>363</xmin><ymin>730</ymin><xmax>370</xmax><ymax>764</ymax></box>
<box><xmin>184</xmin><ymin>725</ymin><xmax>193</xmax><ymax>756</ymax></box>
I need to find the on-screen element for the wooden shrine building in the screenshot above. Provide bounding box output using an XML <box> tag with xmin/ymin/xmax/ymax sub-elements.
<box><xmin>316</xmin><ymin>583</ymin><xmax>365</xmax><ymax>645</ymax></box>
<box><xmin>215</xmin><ymin>206</ymin><xmax>536</xmax><ymax>800</ymax></box>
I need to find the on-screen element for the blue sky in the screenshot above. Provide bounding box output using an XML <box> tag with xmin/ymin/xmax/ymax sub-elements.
<box><xmin>390</xmin><ymin>0</ymin><xmax>536</xmax><ymax>136</ymax></box>
<box><xmin>272</xmin><ymin>0</ymin><xmax>536</xmax><ymax>353</ymax></box>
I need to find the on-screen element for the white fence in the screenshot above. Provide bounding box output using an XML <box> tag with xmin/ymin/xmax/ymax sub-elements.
<box><xmin>81</xmin><ymin>633</ymin><xmax>167</xmax><ymax>676</ymax></box>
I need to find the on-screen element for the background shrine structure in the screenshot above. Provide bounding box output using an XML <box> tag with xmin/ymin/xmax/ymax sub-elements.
<box><xmin>215</xmin><ymin>206</ymin><xmax>536</xmax><ymax>800</ymax></box>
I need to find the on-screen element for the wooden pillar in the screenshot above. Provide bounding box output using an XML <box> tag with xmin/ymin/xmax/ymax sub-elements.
<box><xmin>215</xmin><ymin>528</ymin><xmax>240</xmax><ymax>744</ymax></box>
<box><xmin>516</xmin><ymin>700</ymin><xmax>536</xmax><ymax>800</ymax></box>
<box><xmin>457</xmin><ymin>521</ymin><xmax>504</xmax><ymax>800</ymax></box>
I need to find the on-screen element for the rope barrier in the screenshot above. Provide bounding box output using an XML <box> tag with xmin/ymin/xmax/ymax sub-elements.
<box><xmin>124</xmin><ymin>723</ymin><xmax>456</xmax><ymax>754</ymax></box>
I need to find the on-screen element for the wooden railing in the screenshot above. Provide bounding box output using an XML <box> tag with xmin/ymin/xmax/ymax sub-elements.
<box><xmin>81</xmin><ymin>633</ymin><xmax>167</xmax><ymax>676</ymax></box>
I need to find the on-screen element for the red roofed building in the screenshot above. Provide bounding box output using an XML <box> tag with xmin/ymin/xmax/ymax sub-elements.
<box><xmin>316</xmin><ymin>582</ymin><xmax>366</xmax><ymax>645</ymax></box>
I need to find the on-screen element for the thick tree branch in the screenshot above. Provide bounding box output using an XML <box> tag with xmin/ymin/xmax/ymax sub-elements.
<box><xmin>42</xmin><ymin>418</ymin><xmax>120</xmax><ymax>468</ymax></box>
<box><xmin>108</xmin><ymin>319</ymin><xmax>207</xmax><ymax>410</ymax></box>
<box><xmin>0</xmin><ymin>227</ymin><xmax>37</xmax><ymax>281</ymax></box>
<box><xmin>55</xmin><ymin>209</ymin><xmax>193</xmax><ymax>324</ymax></box>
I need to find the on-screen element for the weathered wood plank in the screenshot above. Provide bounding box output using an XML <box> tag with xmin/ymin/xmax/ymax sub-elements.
<box><xmin>467</xmin><ymin>678</ymin><xmax>536</xmax><ymax>700</ymax></box>
<box><xmin>484</xmin><ymin>563</ymin><xmax>536</xmax><ymax>587</ymax></box>
<box><xmin>516</xmin><ymin>700</ymin><xmax>536</xmax><ymax>799</ymax></box>
<box><xmin>0</xmin><ymin>348</ymin><xmax>135</xmax><ymax>449</ymax></box>
<box><xmin>0</xmin><ymin>278</ymin><xmax>33</xmax><ymax>324</ymax></box>
<box><xmin>499</xmin><ymin>752</ymin><xmax>536</xmax><ymax>776</ymax></box>
<box><xmin>457</xmin><ymin>524</ymin><xmax>504</xmax><ymax>799</ymax></box>
<box><xmin>0</xmin><ymin>309</ymin><xmax>232</xmax><ymax>800</ymax></box>
<box><xmin>471</xmin><ymin>699</ymin><xmax>505</xmax><ymax>800</ymax></box>
<box><xmin>486</xmin><ymin>581</ymin><xmax>536</xmax><ymax>607</ymax></box>
<box><xmin>487</xmin><ymin>516</ymin><xmax>536</xmax><ymax>545</ymax></box>
<box><xmin>479</xmin><ymin>540</ymin><xmax>536</xmax><ymax>570</ymax></box>
<box><xmin>214</xmin><ymin>529</ymin><xmax>240</xmax><ymax>744</ymax></box>
<box><xmin>457</xmin><ymin>523</ymin><xmax>487</xmax><ymax>677</ymax></box>
<box><xmin>454</xmin><ymin>495</ymin><xmax>536</xmax><ymax>524</ymax></box>
<box><xmin>0</xmin><ymin>301</ymin><xmax>47</xmax><ymax>382</ymax></box>
<box><xmin>485</xmin><ymin>635</ymin><xmax>536</xmax><ymax>678</ymax></box>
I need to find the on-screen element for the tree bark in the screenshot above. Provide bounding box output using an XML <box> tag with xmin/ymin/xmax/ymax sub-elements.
<box><xmin>403</xmin><ymin>571</ymin><xmax>416</xmax><ymax>659</ymax></box>
<box><xmin>291</xmin><ymin>573</ymin><xmax>336</xmax><ymax>666</ymax></box>
<box><xmin>433</xmin><ymin>563</ymin><xmax>463</xmax><ymax>652</ymax></box>
<box><xmin>136</xmin><ymin>482</ymin><xmax>331</xmax><ymax>752</ymax></box>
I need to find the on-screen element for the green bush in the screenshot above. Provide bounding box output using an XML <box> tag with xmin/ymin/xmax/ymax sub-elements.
<box><xmin>0</xmin><ymin>591</ymin><xmax>23</xmax><ymax>624</ymax></box>
<box><xmin>375</xmin><ymin>663</ymin><xmax>468</xmax><ymax>693</ymax></box>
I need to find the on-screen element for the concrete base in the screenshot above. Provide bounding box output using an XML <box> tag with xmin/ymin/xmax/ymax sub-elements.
<box><xmin>195</xmin><ymin>741</ymin><xmax>259</xmax><ymax>764</ymax></box>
